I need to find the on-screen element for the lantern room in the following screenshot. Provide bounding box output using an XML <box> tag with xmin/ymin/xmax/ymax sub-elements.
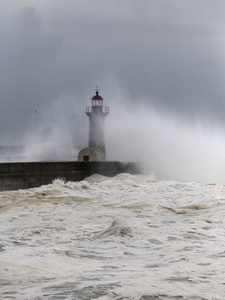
<box><xmin>91</xmin><ymin>90</ymin><xmax>103</xmax><ymax>106</ymax></box>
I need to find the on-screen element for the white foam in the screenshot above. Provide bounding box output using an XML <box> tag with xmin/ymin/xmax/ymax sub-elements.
<box><xmin>0</xmin><ymin>174</ymin><xmax>224</xmax><ymax>299</ymax></box>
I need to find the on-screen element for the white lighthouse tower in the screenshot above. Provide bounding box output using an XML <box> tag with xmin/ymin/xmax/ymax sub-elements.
<box><xmin>86</xmin><ymin>87</ymin><xmax>109</xmax><ymax>152</ymax></box>
<box><xmin>78</xmin><ymin>87</ymin><xmax>109</xmax><ymax>162</ymax></box>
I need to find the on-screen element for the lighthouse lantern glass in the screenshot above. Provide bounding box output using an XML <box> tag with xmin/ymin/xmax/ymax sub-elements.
<box><xmin>93</xmin><ymin>99</ymin><xmax>103</xmax><ymax>106</ymax></box>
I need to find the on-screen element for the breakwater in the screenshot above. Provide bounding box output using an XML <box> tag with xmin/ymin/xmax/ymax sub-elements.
<box><xmin>0</xmin><ymin>161</ymin><xmax>141</xmax><ymax>191</ymax></box>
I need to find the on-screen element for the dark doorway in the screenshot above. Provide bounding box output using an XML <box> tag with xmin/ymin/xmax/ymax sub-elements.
<box><xmin>83</xmin><ymin>155</ymin><xmax>89</xmax><ymax>162</ymax></box>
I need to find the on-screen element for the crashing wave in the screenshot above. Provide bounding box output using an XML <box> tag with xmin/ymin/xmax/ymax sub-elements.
<box><xmin>91</xmin><ymin>219</ymin><xmax>132</xmax><ymax>240</ymax></box>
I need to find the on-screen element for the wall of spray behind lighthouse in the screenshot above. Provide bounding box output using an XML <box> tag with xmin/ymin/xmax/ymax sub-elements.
<box><xmin>105</xmin><ymin>88</ymin><xmax>225</xmax><ymax>184</ymax></box>
<box><xmin>22</xmin><ymin>86</ymin><xmax>225</xmax><ymax>184</ymax></box>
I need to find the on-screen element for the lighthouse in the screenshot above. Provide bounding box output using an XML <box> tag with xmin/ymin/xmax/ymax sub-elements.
<box><xmin>78</xmin><ymin>87</ymin><xmax>109</xmax><ymax>162</ymax></box>
<box><xmin>86</xmin><ymin>87</ymin><xmax>109</xmax><ymax>152</ymax></box>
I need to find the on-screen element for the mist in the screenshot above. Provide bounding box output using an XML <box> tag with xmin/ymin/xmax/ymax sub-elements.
<box><xmin>14</xmin><ymin>85</ymin><xmax>225</xmax><ymax>184</ymax></box>
<box><xmin>23</xmin><ymin>95</ymin><xmax>87</xmax><ymax>161</ymax></box>
<box><xmin>106</xmin><ymin>95</ymin><xmax>225</xmax><ymax>183</ymax></box>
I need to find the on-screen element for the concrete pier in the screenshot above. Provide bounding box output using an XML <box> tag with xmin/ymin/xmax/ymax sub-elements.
<box><xmin>0</xmin><ymin>161</ymin><xmax>141</xmax><ymax>191</ymax></box>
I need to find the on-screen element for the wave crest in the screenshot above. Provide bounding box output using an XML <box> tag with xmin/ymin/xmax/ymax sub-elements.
<box><xmin>91</xmin><ymin>219</ymin><xmax>132</xmax><ymax>240</ymax></box>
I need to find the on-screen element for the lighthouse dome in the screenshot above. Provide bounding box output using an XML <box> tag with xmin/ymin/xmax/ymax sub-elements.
<box><xmin>92</xmin><ymin>91</ymin><xmax>103</xmax><ymax>100</ymax></box>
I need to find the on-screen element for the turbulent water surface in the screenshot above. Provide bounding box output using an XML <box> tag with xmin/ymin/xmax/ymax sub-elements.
<box><xmin>0</xmin><ymin>173</ymin><xmax>225</xmax><ymax>299</ymax></box>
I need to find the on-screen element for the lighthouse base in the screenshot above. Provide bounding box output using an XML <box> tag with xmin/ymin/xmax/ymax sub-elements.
<box><xmin>78</xmin><ymin>147</ymin><xmax>105</xmax><ymax>162</ymax></box>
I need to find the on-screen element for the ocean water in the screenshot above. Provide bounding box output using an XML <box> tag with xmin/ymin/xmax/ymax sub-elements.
<box><xmin>0</xmin><ymin>173</ymin><xmax>225</xmax><ymax>299</ymax></box>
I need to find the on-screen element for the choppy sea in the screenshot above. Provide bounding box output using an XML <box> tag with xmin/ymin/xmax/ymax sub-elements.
<box><xmin>0</xmin><ymin>173</ymin><xmax>225</xmax><ymax>299</ymax></box>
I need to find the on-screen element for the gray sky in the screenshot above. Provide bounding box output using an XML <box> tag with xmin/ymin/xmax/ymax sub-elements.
<box><xmin>1</xmin><ymin>0</ymin><xmax>225</xmax><ymax>181</ymax></box>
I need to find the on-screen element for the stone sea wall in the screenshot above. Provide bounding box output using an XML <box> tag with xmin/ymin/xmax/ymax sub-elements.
<box><xmin>0</xmin><ymin>161</ymin><xmax>141</xmax><ymax>191</ymax></box>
